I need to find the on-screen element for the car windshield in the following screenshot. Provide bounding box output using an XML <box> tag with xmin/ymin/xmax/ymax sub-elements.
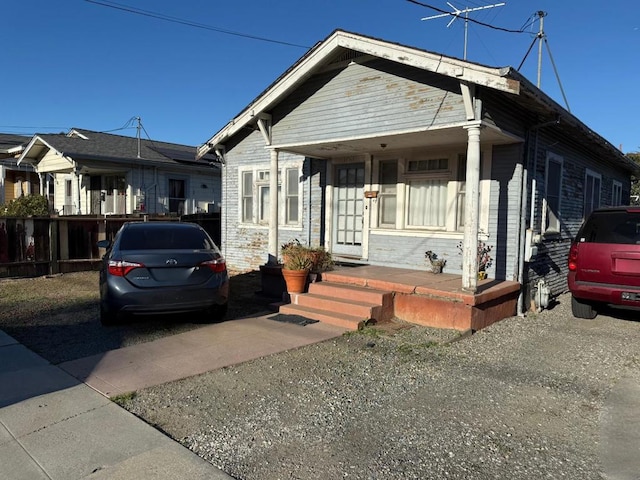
<box><xmin>578</xmin><ymin>211</ymin><xmax>640</xmax><ymax>244</ymax></box>
<box><xmin>119</xmin><ymin>226</ymin><xmax>215</xmax><ymax>250</ymax></box>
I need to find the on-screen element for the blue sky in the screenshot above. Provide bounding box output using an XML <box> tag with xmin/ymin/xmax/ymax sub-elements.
<box><xmin>4</xmin><ymin>0</ymin><xmax>639</xmax><ymax>152</ymax></box>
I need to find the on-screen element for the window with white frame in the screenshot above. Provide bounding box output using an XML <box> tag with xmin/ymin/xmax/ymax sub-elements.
<box><xmin>241</xmin><ymin>171</ymin><xmax>253</xmax><ymax>222</ymax></box>
<box><xmin>239</xmin><ymin>165</ymin><xmax>301</xmax><ymax>226</ymax></box>
<box><xmin>612</xmin><ymin>180</ymin><xmax>623</xmax><ymax>206</ymax></box>
<box><xmin>545</xmin><ymin>153</ymin><xmax>563</xmax><ymax>233</ymax></box>
<box><xmin>405</xmin><ymin>158</ymin><xmax>449</xmax><ymax>229</ymax></box>
<box><xmin>285</xmin><ymin>168</ymin><xmax>299</xmax><ymax>224</ymax></box>
<box><xmin>378</xmin><ymin>160</ymin><xmax>398</xmax><ymax>227</ymax></box>
<box><xmin>373</xmin><ymin>153</ymin><xmax>482</xmax><ymax>232</ymax></box>
<box><xmin>584</xmin><ymin>169</ymin><xmax>601</xmax><ymax>217</ymax></box>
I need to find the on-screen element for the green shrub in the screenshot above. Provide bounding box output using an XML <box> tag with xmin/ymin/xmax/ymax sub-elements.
<box><xmin>0</xmin><ymin>194</ymin><xmax>49</xmax><ymax>217</ymax></box>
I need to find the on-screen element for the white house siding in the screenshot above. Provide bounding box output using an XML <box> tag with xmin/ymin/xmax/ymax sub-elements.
<box><xmin>272</xmin><ymin>58</ymin><xmax>467</xmax><ymax>145</ymax></box>
<box><xmin>37</xmin><ymin>151</ymin><xmax>73</xmax><ymax>173</ymax></box>
<box><xmin>125</xmin><ymin>166</ymin><xmax>221</xmax><ymax>215</ymax></box>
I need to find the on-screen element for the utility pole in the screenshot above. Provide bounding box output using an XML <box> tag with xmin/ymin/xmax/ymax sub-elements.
<box><xmin>421</xmin><ymin>2</ymin><xmax>506</xmax><ymax>60</ymax></box>
<box><xmin>536</xmin><ymin>10</ymin><xmax>545</xmax><ymax>88</ymax></box>
<box><xmin>136</xmin><ymin>116</ymin><xmax>142</xmax><ymax>159</ymax></box>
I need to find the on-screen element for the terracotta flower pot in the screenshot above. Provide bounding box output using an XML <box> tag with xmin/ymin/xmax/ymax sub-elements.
<box><xmin>282</xmin><ymin>268</ymin><xmax>309</xmax><ymax>293</ymax></box>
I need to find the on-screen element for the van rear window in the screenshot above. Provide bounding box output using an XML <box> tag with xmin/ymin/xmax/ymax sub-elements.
<box><xmin>579</xmin><ymin>212</ymin><xmax>640</xmax><ymax>244</ymax></box>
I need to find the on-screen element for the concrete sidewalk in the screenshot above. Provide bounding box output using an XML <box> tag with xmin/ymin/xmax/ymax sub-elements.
<box><xmin>0</xmin><ymin>315</ymin><xmax>344</xmax><ymax>479</ymax></box>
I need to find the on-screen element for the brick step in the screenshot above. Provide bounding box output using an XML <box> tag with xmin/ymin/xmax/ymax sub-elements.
<box><xmin>297</xmin><ymin>292</ymin><xmax>385</xmax><ymax>319</ymax></box>
<box><xmin>308</xmin><ymin>281</ymin><xmax>392</xmax><ymax>306</ymax></box>
<box><xmin>278</xmin><ymin>303</ymin><xmax>366</xmax><ymax>330</ymax></box>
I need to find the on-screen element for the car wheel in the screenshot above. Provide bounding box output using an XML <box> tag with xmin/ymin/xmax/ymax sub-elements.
<box><xmin>571</xmin><ymin>295</ymin><xmax>597</xmax><ymax>319</ymax></box>
<box><xmin>100</xmin><ymin>303</ymin><xmax>118</xmax><ymax>326</ymax></box>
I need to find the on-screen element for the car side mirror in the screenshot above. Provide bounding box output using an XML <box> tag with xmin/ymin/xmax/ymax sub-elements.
<box><xmin>97</xmin><ymin>239</ymin><xmax>111</xmax><ymax>249</ymax></box>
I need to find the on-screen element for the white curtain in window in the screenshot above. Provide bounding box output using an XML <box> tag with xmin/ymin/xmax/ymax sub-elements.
<box><xmin>407</xmin><ymin>179</ymin><xmax>447</xmax><ymax>227</ymax></box>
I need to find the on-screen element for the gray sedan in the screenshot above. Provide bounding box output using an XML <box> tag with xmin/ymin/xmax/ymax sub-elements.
<box><xmin>98</xmin><ymin>221</ymin><xmax>229</xmax><ymax>325</ymax></box>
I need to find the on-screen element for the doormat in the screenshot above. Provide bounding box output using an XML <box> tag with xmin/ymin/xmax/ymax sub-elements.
<box><xmin>268</xmin><ymin>314</ymin><xmax>319</xmax><ymax>327</ymax></box>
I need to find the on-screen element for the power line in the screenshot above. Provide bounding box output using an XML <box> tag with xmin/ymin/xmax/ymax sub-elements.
<box><xmin>84</xmin><ymin>0</ymin><xmax>311</xmax><ymax>49</ymax></box>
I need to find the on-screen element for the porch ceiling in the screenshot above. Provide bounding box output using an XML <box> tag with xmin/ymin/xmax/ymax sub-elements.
<box><xmin>271</xmin><ymin>123</ymin><xmax>522</xmax><ymax>158</ymax></box>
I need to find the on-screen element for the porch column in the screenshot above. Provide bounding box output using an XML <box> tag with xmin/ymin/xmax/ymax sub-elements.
<box><xmin>268</xmin><ymin>148</ymin><xmax>279</xmax><ymax>263</ymax></box>
<box><xmin>75</xmin><ymin>170</ymin><xmax>82</xmax><ymax>215</ymax></box>
<box><xmin>462</xmin><ymin>121</ymin><xmax>482</xmax><ymax>292</ymax></box>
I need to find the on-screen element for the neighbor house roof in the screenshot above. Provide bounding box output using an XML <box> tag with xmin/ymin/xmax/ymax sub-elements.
<box><xmin>0</xmin><ymin>134</ymin><xmax>29</xmax><ymax>157</ymax></box>
<box><xmin>197</xmin><ymin>29</ymin><xmax>635</xmax><ymax>173</ymax></box>
<box><xmin>19</xmin><ymin>128</ymin><xmax>220</xmax><ymax>169</ymax></box>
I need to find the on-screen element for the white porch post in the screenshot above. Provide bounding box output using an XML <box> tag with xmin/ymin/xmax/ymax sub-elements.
<box><xmin>462</xmin><ymin>121</ymin><xmax>482</xmax><ymax>292</ymax></box>
<box><xmin>268</xmin><ymin>148</ymin><xmax>279</xmax><ymax>262</ymax></box>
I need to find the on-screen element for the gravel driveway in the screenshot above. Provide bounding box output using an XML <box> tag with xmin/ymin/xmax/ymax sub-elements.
<box><xmin>2</xmin><ymin>272</ymin><xmax>638</xmax><ymax>478</ymax></box>
<box><xmin>118</xmin><ymin>294</ymin><xmax>640</xmax><ymax>480</ymax></box>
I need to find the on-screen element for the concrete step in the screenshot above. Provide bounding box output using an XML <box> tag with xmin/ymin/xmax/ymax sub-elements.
<box><xmin>295</xmin><ymin>292</ymin><xmax>384</xmax><ymax>320</ymax></box>
<box><xmin>278</xmin><ymin>303</ymin><xmax>366</xmax><ymax>330</ymax></box>
<box><xmin>308</xmin><ymin>281</ymin><xmax>392</xmax><ymax>306</ymax></box>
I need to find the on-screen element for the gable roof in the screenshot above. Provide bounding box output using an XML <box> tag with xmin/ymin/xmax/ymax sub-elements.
<box><xmin>197</xmin><ymin>29</ymin><xmax>634</xmax><ymax>173</ymax></box>
<box><xmin>19</xmin><ymin>128</ymin><xmax>220</xmax><ymax>169</ymax></box>
<box><xmin>197</xmin><ymin>29</ymin><xmax>519</xmax><ymax>158</ymax></box>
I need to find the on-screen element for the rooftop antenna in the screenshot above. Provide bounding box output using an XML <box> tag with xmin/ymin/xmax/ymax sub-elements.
<box><xmin>421</xmin><ymin>2</ymin><xmax>506</xmax><ymax>60</ymax></box>
<box><xmin>517</xmin><ymin>11</ymin><xmax>571</xmax><ymax>112</ymax></box>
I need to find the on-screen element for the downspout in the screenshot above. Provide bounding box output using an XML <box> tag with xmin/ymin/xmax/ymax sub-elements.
<box><xmin>269</xmin><ymin>148</ymin><xmax>279</xmax><ymax>263</ymax></box>
<box><xmin>516</xmin><ymin>118</ymin><xmax>559</xmax><ymax>315</ymax></box>
<box><xmin>307</xmin><ymin>158</ymin><xmax>312</xmax><ymax>246</ymax></box>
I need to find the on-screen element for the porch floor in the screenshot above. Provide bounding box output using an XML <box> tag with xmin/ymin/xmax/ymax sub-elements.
<box><xmin>319</xmin><ymin>265</ymin><xmax>521</xmax><ymax>331</ymax></box>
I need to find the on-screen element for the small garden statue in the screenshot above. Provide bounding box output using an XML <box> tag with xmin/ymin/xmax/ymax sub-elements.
<box><xmin>425</xmin><ymin>250</ymin><xmax>446</xmax><ymax>274</ymax></box>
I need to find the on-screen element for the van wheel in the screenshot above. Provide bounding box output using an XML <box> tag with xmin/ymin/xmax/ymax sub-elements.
<box><xmin>571</xmin><ymin>296</ymin><xmax>597</xmax><ymax>319</ymax></box>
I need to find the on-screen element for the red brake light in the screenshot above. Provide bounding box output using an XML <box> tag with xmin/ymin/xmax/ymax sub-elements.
<box><xmin>108</xmin><ymin>260</ymin><xmax>144</xmax><ymax>277</ymax></box>
<box><xmin>568</xmin><ymin>243</ymin><xmax>579</xmax><ymax>271</ymax></box>
<box><xmin>199</xmin><ymin>258</ymin><xmax>227</xmax><ymax>273</ymax></box>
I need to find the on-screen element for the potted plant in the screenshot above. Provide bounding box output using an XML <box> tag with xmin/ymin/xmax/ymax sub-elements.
<box><xmin>425</xmin><ymin>250</ymin><xmax>446</xmax><ymax>274</ymax></box>
<box><xmin>281</xmin><ymin>240</ymin><xmax>313</xmax><ymax>293</ymax></box>
<box><xmin>477</xmin><ymin>241</ymin><xmax>493</xmax><ymax>280</ymax></box>
<box><xmin>308</xmin><ymin>247</ymin><xmax>333</xmax><ymax>282</ymax></box>
<box><xmin>457</xmin><ymin>239</ymin><xmax>493</xmax><ymax>280</ymax></box>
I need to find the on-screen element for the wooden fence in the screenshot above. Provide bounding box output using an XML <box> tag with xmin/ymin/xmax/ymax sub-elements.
<box><xmin>0</xmin><ymin>213</ymin><xmax>221</xmax><ymax>278</ymax></box>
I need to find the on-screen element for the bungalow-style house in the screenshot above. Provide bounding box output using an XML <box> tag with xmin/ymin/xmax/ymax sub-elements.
<box><xmin>18</xmin><ymin>128</ymin><xmax>222</xmax><ymax>216</ymax></box>
<box><xmin>196</xmin><ymin>29</ymin><xmax>636</xmax><ymax>317</ymax></box>
<box><xmin>0</xmin><ymin>134</ymin><xmax>40</xmax><ymax>205</ymax></box>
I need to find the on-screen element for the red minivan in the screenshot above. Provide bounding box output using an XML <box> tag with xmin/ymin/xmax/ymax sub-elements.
<box><xmin>568</xmin><ymin>207</ymin><xmax>640</xmax><ymax>318</ymax></box>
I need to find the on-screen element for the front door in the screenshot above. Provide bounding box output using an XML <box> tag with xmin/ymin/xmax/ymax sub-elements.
<box><xmin>332</xmin><ymin>163</ymin><xmax>364</xmax><ymax>258</ymax></box>
<box><xmin>90</xmin><ymin>176</ymin><xmax>101</xmax><ymax>214</ymax></box>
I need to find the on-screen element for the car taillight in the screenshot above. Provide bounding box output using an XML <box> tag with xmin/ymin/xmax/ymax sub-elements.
<box><xmin>108</xmin><ymin>260</ymin><xmax>144</xmax><ymax>277</ymax></box>
<box><xmin>568</xmin><ymin>243</ymin><xmax>579</xmax><ymax>271</ymax></box>
<box><xmin>199</xmin><ymin>258</ymin><xmax>227</xmax><ymax>273</ymax></box>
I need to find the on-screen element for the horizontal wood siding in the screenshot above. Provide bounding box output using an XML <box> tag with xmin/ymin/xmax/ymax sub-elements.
<box><xmin>273</xmin><ymin>58</ymin><xmax>466</xmax><ymax>145</ymax></box>
<box><xmin>222</xmin><ymin>130</ymin><xmax>323</xmax><ymax>272</ymax></box>
<box><xmin>490</xmin><ymin>144</ymin><xmax>524</xmax><ymax>282</ymax></box>
<box><xmin>526</xmin><ymin>128</ymin><xmax>632</xmax><ymax>297</ymax></box>
<box><xmin>37</xmin><ymin>151</ymin><xmax>73</xmax><ymax>173</ymax></box>
<box><xmin>367</xmin><ymin>234</ymin><xmax>466</xmax><ymax>274</ymax></box>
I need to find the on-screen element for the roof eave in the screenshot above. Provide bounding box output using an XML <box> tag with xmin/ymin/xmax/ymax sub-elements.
<box><xmin>507</xmin><ymin>68</ymin><xmax>635</xmax><ymax>172</ymax></box>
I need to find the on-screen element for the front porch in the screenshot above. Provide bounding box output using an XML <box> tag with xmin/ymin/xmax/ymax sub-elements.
<box><xmin>278</xmin><ymin>265</ymin><xmax>521</xmax><ymax>332</ymax></box>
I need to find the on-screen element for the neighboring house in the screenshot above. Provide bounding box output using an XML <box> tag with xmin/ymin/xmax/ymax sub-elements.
<box><xmin>0</xmin><ymin>134</ymin><xmax>40</xmax><ymax>205</ymax></box>
<box><xmin>196</xmin><ymin>30</ymin><xmax>637</xmax><ymax>310</ymax></box>
<box><xmin>18</xmin><ymin>128</ymin><xmax>222</xmax><ymax>216</ymax></box>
